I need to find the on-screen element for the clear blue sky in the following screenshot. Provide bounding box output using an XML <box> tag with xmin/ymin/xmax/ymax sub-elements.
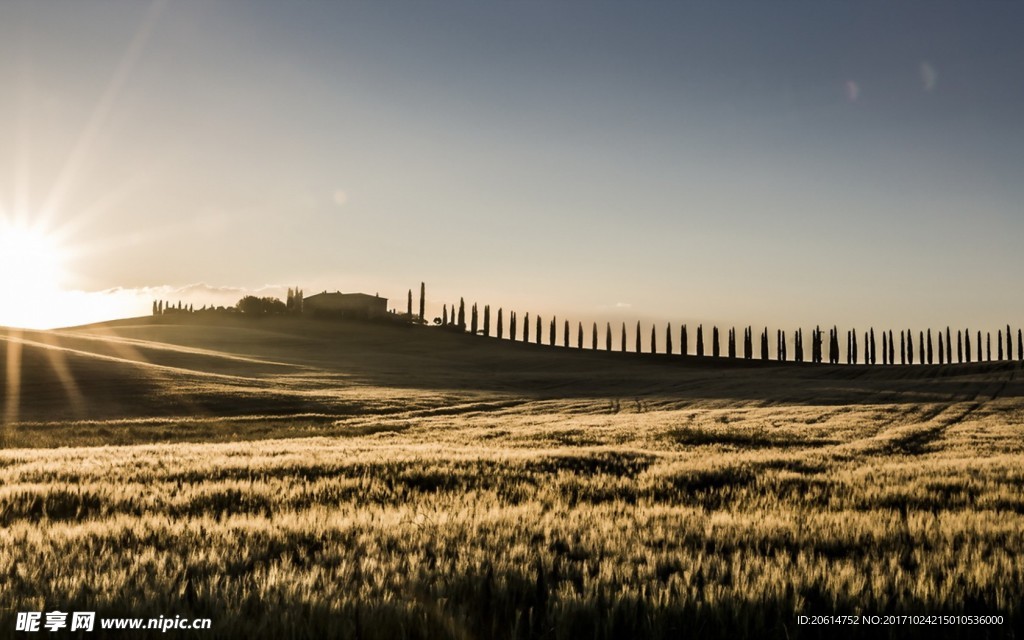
<box><xmin>1</xmin><ymin>1</ymin><xmax>1022</xmax><ymax>333</ymax></box>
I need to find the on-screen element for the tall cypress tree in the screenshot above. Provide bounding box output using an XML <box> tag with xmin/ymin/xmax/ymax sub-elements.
<box><xmin>578</xmin><ymin>322</ymin><xmax>584</xmax><ymax>349</ymax></box>
<box><xmin>900</xmin><ymin>331</ymin><xmax>906</xmax><ymax>365</ymax></box>
<box><xmin>564</xmin><ymin>320</ymin><xmax>570</xmax><ymax>348</ymax></box>
<box><xmin>777</xmin><ymin>329</ymin><xmax>784</xmax><ymax>361</ymax></box>
<box><xmin>965</xmin><ymin>329</ymin><xmax>971</xmax><ymax>363</ymax></box>
<box><xmin>549</xmin><ymin>318</ymin><xmax>556</xmax><ymax>346</ymax></box>
<box><xmin>998</xmin><ymin>330</ymin><xmax>1003</xmax><ymax>361</ymax></box>
<box><xmin>651</xmin><ymin>325</ymin><xmax>657</xmax><ymax>354</ymax></box>
<box><xmin>484</xmin><ymin>305</ymin><xmax>491</xmax><ymax>337</ymax></box>
<box><xmin>882</xmin><ymin>331</ymin><xmax>888</xmax><ymax>365</ymax></box>
<box><xmin>727</xmin><ymin>327</ymin><xmax>735</xmax><ymax>359</ymax></box>
<box><xmin>696</xmin><ymin>325</ymin><xmax>704</xmax><ymax>357</ymax></box>
<box><xmin>957</xmin><ymin>330</ymin><xmax>963</xmax><ymax>363</ymax></box>
<box><xmin>938</xmin><ymin>332</ymin><xmax>944</xmax><ymax>365</ymax></box>
<box><xmin>419</xmin><ymin>282</ymin><xmax>425</xmax><ymax>322</ymax></box>
<box><xmin>977</xmin><ymin>331</ymin><xmax>982</xmax><ymax>362</ymax></box>
<box><xmin>636</xmin><ymin>322</ymin><xmax>642</xmax><ymax>353</ymax></box>
<box><xmin>523</xmin><ymin>313</ymin><xmax>530</xmax><ymax>342</ymax></box>
<box><xmin>946</xmin><ymin>328</ymin><xmax>952</xmax><ymax>365</ymax></box>
<box><xmin>536</xmin><ymin>315</ymin><xmax>542</xmax><ymax>345</ymax></box>
<box><xmin>852</xmin><ymin>329</ymin><xmax>858</xmax><ymax>365</ymax></box>
<box><xmin>760</xmin><ymin>328</ymin><xmax>768</xmax><ymax>360</ymax></box>
<box><xmin>927</xmin><ymin>329</ymin><xmax>933</xmax><ymax>365</ymax></box>
<box><xmin>713</xmin><ymin>327</ymin><xmax>720</xmax><ymax>358</ymax></box>
<box><xmin>593</xmin><ymin>323</ymin><xmax>598</xmax><ymax>351</ymax></box>
<box><xmin>795</xmin><ymin>329</ymin><xmax>803</xmax><ymax>363</ymax></box>
<box><xmin>666</xmin><ymin>323</ymin><xmax>673</xmax><ymax>355</ymax></box>
<box><xmin>457</xmin><ymin>299</ymin><xmax>466</xmax><ymax>330</ymax></box>
<box><xmin>407</xmin><ymin>289</ymin><xmax>413</xmax><ymax>317</ymax></box>
<box><xmin>497</xmin><ymin>308</ymin><xmax>503</xmax><ymax>339</ymax></box>
<box><xmin>471</xmin><ymin>303</ymin><xmax>479</xmax><ymax>335</ymax></box>
<box><xmin>621</xmin><ymin>323</ymin><xmax>627</xmax><ymax>353</ymax></box>
<box><xmin>509</xmin><ymin>311</ymin><xmax>516</xmax><ymax>340</ymax></box>
<box><xmin>442</xmin><ymin>305</ymin><xmax>448</xmax><ymax>326</ymax></box>
<box><xmin>606</xmin><ymin>323</ymin><xmax>613</xmax><ymax>351</ymax></box>
<box><xmin>987</xmin><ymin>332</ymin><xmax>992</xmax><ymax>362</ymax></box>
<box><xmin>1008</xmin><ymin>325</ymin><xmax>1013</xmax><ymax>360</ymax></box>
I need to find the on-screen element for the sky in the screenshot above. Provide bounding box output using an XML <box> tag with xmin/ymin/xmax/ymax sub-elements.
<box><xmin>0</xmin><ymin>0</ymin><xmax>1022</xmax><ymax>335</ymax></box>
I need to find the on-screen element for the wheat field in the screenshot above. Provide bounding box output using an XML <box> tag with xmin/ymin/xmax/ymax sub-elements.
<box><xmin>1</xmin><ymin>317</ymin><xmax>1022</xmax><ymax>638</ymax></box>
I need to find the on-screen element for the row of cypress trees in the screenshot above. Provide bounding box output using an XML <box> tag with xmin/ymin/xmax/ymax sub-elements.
<box><xmin>434</xmin><ymin>300</ymin><xmax>1022</xmax><ymax>364</ymax></box>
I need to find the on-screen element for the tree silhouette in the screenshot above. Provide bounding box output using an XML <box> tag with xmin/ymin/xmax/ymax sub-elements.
<box><xmin>1008</xmin><ymin>325</ymin><xmax>1013</xmax><ymax>360</ymax></box>
<box><xmin>407</xmin><ymin>290</ymin><xmax>412</xmax><ymax>317</ymax></box>
<box><xmin>795</xmin><ymin>328</ymin><xmax>803</xmax><ymax>363</ymax></box>
<box><xmin>938</xmin><ymin>331</ymin><xmax>944</xmax><ymax>365</ymax></box>
<box><xmin>945</xmin><ymin>328</ymin><xmax>952</xmax><ymax>365</ymax></box>
<box><xmin>442</xmin><ymin>305</ymin><xmax>448</xmax><ymax>326</ymax></box>
<box><xmin>761</xmin><ymin>328</ymin><xmax>769</xmax><ymax>360</ymax></box>
<box><xmin>636</xmin><ymin>322</ymin><xmax>642</xmax><ymax>353</ymax></box>
<box><xmin>977</xmin><ymin>331</ymin><xmax>982</xmax><ymax>362</ymax></box>
<box><xmin>523</xmin><ymin>313</ymin><xmax>530</xmax><ymax>343</ymax></box>
<box><xmin>727</xmin><ymin>327</ymin><xmax>735</xmax><ymax>359</ymax></box>
<box><xmin>651</xmin><ymin>325</ymin><xmax>657</xmax><ymax>354</ymax></box>
<box><xmin>606</xmin><ymin>323</ymin><xmax>613</xmax><ymax>351</ymax></box>
<box><xmin>564</xmin><ymin>320</ymin><xmax>570</xmax><ymax>348</ymax></box>
<box><xmin>998</xmin><ymin>330</ymin><xmax>1003</xmax><ymax>361</ymax></box>
<box><xmin>592</xmin><ymin>322</ymin><xmax>598</xmax><ymax>351</ymax></box>
<box><xmin>549</xmin><ymin>317</ymin><xmax>556</xmax><ymax>346</ymax></box>
<box><xmin>851</xmin><ymin>329</ymin><xmax>857</xmax><ymax>365</ymax></box>
<box><xmin>497</xmin><ymin>308</ymin><xmax>504</xmax><ymax>339</ymax></box>
<box><xmin>696</xmin><ymin>325</ymin><xmax>704</xmax><ymax>357</ymax></box>
<box><xmin>713</xmin><ymin>326</ymin><xmax>720</xmax><ymax>358</ymax></box>
<box><xmin>927</xmin><ymin>329</ymin><xmax>933</xmax><ymax>365</ymax></box>
<box><xmin>509</xmin><ymin>311</ymin><xmax>516</xmax><ymax>341</ymax></box>
<box><xmin>964</xmin><ymin>329</ymin><xmax>971</xmax><ymax>363</ymax></box>
<box><xmin>666</xmin><ymin>323</ymin><xmax>673</xmax><ymax>355</ymax></box>
<box><xmin>578</xmin><ymin>322</ymin><xmax>584</xmax><ymax>349</ymax></box>
<box><xmin>957</xmin><ymin>330</ymin><xmax>963</xmax><ymax>363</ymax></box>
<box><xmin>237</xmin><ymin>296</ymin><xmax>286</xmax><ymax>315</ymax></box>
<box><xmin>471</xmin><ymin>303</ymin><xmax>478</xmax><ymax>335</ymax></box>
<box><xmin>901</xmin><ymin>331</ymin><xmax>907</xmax><ymax>365</ymax></box>
<box><xmin>458</xmin><ymin>299</ymin><xmax>466</xmax><ymax>331</ymax></box>
<box><xmin>681</xmin><ymin>324</ymin><xmax>688</xmax><ymax>357</ymax></box>
<box><xmin>882</xmin><ymin>331</ymin><xmax>888</xmax><ymax>366</ymax></box>
<box><xmin>987</xmin><ymin>332</ymin><xmax>992</xmax><ymax>362</ymax></box>
<box><xmin>483</xmin><ymin>305</ymin><xmax>491</xmax><ymax>336</ymax></box>
<box><xmin>419</xmin><ymin>282</ymin><xmax>425</xmax><ymax>322</ymax></box>
<box><xmin>536</xmin><ymin>315</ymin><xmax>542</xmax><ymax>345</ymax></box>
<box><xmin>621</xmin><ymin>323</ymin><xmax>627</xmax><ymax>353</ymax></box>
<box><xmin>777</xmin><ymin>329</ymin><xmax>784</xmax><ymax>362</ymax></box>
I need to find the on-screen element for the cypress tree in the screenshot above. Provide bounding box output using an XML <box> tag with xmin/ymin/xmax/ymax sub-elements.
<box><xmin>900</xmin><ymin>331</ymin><xmax>906</xmax><ymax>365</ymax></box>
<box><xmin>761</xmin><ymin>328</ymin><xmax>769</xmax><ymax>361</ymax></box>
<box><xmin>727</xmin><ymin>328</ymin><xmax>735</xmax><ymax>359</ymax></box>
<box><xmin>795</xmin><ymin>329</ymin><xmax>803</xmax><ymax>363</ymax></box>
<box><xmin>564</xmin><ymin>320</ymin><xmax>570</xmax><ymax>348</ymax></box>
<box><xmin>1008</xmin><ymin>325</ymin><xmax>1013</xmax><ymax>360</ymax></box>
<box><xmin>852</xmin><ymin>329</ymin><xmax>858</xmax><ymax>364</ymax></box>
<box><xmin>965</xmin><ymin>329</ymin><xmax>971</xmax><ymax>363</ymax></box>
<box><xmin>407</xmin><ymin>289</ymin><xmax>412</xmax><ymax>317</ymax></box>
<box><xmin>713</xmin><ymin>326</ymin><xmax>720</xmax><ymax>358</ymax></box>
<box><xmin>927</xmin><ymin>329</ymin><xmax>933</xmax><ymax>364</ymax></box>
<box><xmin>651</xmin><ymin>325</ymin><xmax>657</xmax><ymax>354</ymax></box>
<box><xmin>987</xmin><ymin>332</ymin><xmax>992</xmax><ymax>362</ymax></box>
<box><xmin>458</xmin><ymin>298</ymin><xmax>466</xmax><ymax>330</ymax></box>
<box><xmin>484</xmin><ymin>305</ymin><xmax>491</xmax><ymax>337</ymax></box>
<box><xmin>549</xmin><ymin>318</ymin><xmax>556</xmax><ymax>346</ymax></box>
<box><xmin>509</xmin><ymin>312</ymin><xmax>516</xmax><ymax>340</ymax></box>
<box><xmin>957</xmin><ymin>330</ymin><xmax>963</xmax><ymax>363</ymax></box>
<box><xmin>523</xmin><ymin>313</ymin><xmax>530</xmax><ymax>342</ymax></box>
<box><xmin>621</xmin><ymin>323</ymin><xmax>627</xmax><ymax>353</ymax></box>
<box><xmin>606</xmin><ymin>323</ymin><xmax>612</xmax><ymax>351</ymax></box>
<box><xmin>882</xmin><ymin>331</ymin><xmax>888</xmax><ymax>365</ymax></box>
<box><xmin>442</xmin><ymin>305</ymin><xmax>448</xmax><ymax>326</ymax></box>
<box><xmin>696</xmin><ymin>325</ymin><xmax>704</xmax><ymax>357</ymax></box>
<box><xmin>593</xmin><ymin>323</ymin><xmax>598</xmax><ymax>351</ymax></box>
<box><xmin>471</xmin><ymin>303</ymin><xmax>479</xmax><ymax>335</ymax></box>
<box><xmin>781</xmin><ymin>330</ymin><xmax>787</xmax><ymax>361</ymax></box>
<box><xmin>578</xmin><ymin>322</ymin><xmax>584</xmax><ymax>349</ymax></box>
<box><xmin>536</xmin><ymin>315</ymin><xmax>542</xmax><ymax>345</ymax></box>
<box><xmin>998</xmin><ymin>330</ymin><xmax>1004</xmax><ymax>361</ymax></box>
<box><xmin>681</xmin><ymin>324</ymin><xmax>688</xmax><ymax>356</ymax></box>
<box><xmin>938</xmin><ymin>332</ymin><xmax>944</xmax><ymax>365</ymax></box>
<box><xmin>946</xmin><ymin>328</ymin><xmax>952</xmax><ymax>365</ymax></box>
<box><xmin>977</xmin><ymin>331</ymin><xmax>982</xmax><ymax>362</ymax></box>
<box><xmin>636</xmin><ymin>322</ymin><xmax>642</xmax><ymax>353</ymax></box>
<box><xmin>777</xmin><ymin>329</ymin><xmax>783</xmax><ymax>361</ymax></box>
<box><xmin>497</xmin><ymin>308</ymin><xmax>504</xmax><ymax>339</ymax></box>
<box><xmin>419</xmin><ymin>282</ymin><xmax>425</xmax><ymax>321</ymax></box>
<box><xmin>666</xmin><ymin>323</ymin><xmax>673</xmax><ymax>355</ymax></box>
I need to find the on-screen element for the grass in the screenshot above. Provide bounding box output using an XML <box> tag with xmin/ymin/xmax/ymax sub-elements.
<box><xmin>1</xmin><ymin>316</ymin><xmax>1022</xmax><ymax>638</ymax></box>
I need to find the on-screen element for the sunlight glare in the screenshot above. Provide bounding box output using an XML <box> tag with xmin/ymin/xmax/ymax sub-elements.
<box><xmin>0</xmin><ymin>220</ymin><xmax>67</xmax><ymax>328</ymax></box>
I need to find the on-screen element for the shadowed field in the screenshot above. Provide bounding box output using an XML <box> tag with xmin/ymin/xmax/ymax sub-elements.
<box><xmin>1</xmin><ymin>316</ymin><xmax>1021</xmax><ymax>638</ymax></box>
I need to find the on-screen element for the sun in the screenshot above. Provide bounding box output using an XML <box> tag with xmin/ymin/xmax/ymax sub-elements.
<box><xmin>0</xmin><ymin>220</ymin><xmax>68</xmax><ymax>329</ymax></box>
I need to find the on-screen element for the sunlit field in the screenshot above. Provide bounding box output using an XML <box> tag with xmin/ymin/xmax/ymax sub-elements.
<box><xmin>2</xmin><ymin>316</ymin><xmax>1022</xmax><ymax>638</ymax></box>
